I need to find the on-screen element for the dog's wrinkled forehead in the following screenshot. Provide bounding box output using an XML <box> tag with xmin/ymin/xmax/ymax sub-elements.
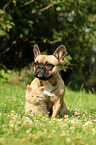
<box><xmin>35</xmin><ymin>55</ymin><xmax>59</xmax><ymax>65</ymax></box>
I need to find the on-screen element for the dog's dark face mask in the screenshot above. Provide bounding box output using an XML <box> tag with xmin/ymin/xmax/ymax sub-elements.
<box><xmin>34</xmin><ymin>62</ymin><xmax>54</xmax><ymax>80</ymax></box>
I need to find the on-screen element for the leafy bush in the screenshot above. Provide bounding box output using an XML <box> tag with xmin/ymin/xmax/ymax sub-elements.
<box><xmin>7</xmin><ymin>63</ymin><xmax>34</xmax><ymax>88</ymax></box>
<box><xmin>0</xmin><ymin>0</ymin><xmax>96</xmax><ymax>90</ymax></box>
<box><xmin>0</xmin><ymin>0</ymin><xmax>92</xmax><ymax>67</ymax></box>
<box><xmin>0</xmin><ymin>69</ymin><xmax>11</xmax><ymax>82</ymax></box>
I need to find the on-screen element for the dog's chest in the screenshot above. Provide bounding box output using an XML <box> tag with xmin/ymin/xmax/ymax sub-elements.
<box><xmin>41</xmin><ymin>81</ymin><xmax>54</xmax><ymax>96</ymax></box>
<box><xmin>40</xmin><ymin>80</ymin><xmax>59</xmax><ymax>103</ymax></box>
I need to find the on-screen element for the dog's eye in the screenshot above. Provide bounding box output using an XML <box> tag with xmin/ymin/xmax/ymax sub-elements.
<box><xmin>45</xmin><ymin>62</ymin><xmax>54</xmax><ymax>69</ymax></box>
<box><xmin>34</xmin><ymin>61</ymin><xmax>38</xmax><ymax>66</ymax></box>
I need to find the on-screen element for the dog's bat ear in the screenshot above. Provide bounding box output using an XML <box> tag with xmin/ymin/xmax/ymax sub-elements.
<box><xmin>33</xmin><ymin>44</ymin><xmax>41</xmax><ymax>60</ymax></box>
<box><xmin>53</xmin><ymin>45</ymin><xmax>66</xmax><ymax>64</ymax></box>
<box><xmin>27</xmin><ymin>85</ymin><xmax>32</xmax><ymax>93</ymax></box>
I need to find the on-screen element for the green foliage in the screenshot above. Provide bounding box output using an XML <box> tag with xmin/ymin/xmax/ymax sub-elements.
<box><xmin>0</xmin><ymin>9</ymin><xmax>15</xmax><ymax>37</ymax></box>
<box><xmin>69</xmin><ymin>62</ymin><xmax>96</xmax><ymax>92</ymax></box>
<box><xmin>59</xmin><ymin>53</ymin><xmax>72</xmax><ymax>72</ymax></box>
<box><xmin>6</xmin><ymin>63</ymin><xmax>34</xmax><ymax>88</ymax></box>
<box><xmin>0</xmin><ymin>69</ymin><xmax>11</xmax><ymax>82</ymax></box>
<box><xmin>0</xmin><ymin>0</ymin><xmax>96</xmax><ymax>90</ymax></box>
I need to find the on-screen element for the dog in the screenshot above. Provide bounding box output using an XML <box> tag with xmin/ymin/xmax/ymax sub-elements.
<box><xmin>30</xmin><ymin>44</ymin><xmax>68</xmax><ymax>118</ymax></box>
<box><xmin>25</xmin><ymin>85</ymin><xmax>48</xmax><ymax>116</ymax></box>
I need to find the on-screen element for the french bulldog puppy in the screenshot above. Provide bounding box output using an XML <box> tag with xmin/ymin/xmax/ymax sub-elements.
<box><xmin>30</xmin><ymin>44</ymin><xmax>68</xmax><ymax>118</ymax></box>
<box><xmin>25</xmin><ymin>85</ymin><xmax>48</xmax><ymax>116</ymax></box>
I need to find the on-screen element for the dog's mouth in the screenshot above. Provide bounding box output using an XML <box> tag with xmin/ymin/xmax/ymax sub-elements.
<box><xmin>34</xmin><ymin>65</ymin><xmax>53</xmax><ymax>80</ymax></box>
<box><xmin>37</xmin><ymin>72</ymin><xmax>43</xmax><ymax>78</ymax></box>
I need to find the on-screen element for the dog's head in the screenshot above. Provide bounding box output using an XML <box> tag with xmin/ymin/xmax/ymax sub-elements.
<box><xmin>33</xmin><ymin>44</ymin><xmax>66</xmax><ymax>80</ymax></box>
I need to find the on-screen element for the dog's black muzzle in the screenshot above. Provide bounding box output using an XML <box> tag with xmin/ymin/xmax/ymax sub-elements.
<box><xmin>34</xmin><ymin>64</ymin><xmax>53</xmax><ymax>80</ymax></box>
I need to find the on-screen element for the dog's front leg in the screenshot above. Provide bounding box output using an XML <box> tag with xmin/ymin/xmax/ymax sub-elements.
<box><xmin>52</xmin><ymin>99</ymin><xmax>61</xmax><ymax>118</ymax></box>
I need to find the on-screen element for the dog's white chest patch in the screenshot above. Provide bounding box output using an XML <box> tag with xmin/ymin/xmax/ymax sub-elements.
<box><xmin>44</xmin><ymin>90</ymin><xmax>51</xmax><ymax>97</ymax></box>
<box><xmin>43</xmin><ymin>81</ymin><xmax>54</xmax><ymax>97</ymax></box>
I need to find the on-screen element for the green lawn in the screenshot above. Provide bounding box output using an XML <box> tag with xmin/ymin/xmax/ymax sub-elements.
<box><xmin>0</xmin><ymin>83</ymin><xmax>96</xmax><ymax>145</ymax></box>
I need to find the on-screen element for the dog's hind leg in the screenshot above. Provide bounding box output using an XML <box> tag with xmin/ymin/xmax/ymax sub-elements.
<box><xmin>59</xmin><ymin>100</ymin><xmax>68</xmax><ymax>116</ymax></box>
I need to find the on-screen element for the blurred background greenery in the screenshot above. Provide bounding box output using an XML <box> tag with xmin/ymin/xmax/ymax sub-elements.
<box><xmin>0</xmin><ymin>0</ymin><xmax>96</xmax><ymax>92</ymax></box>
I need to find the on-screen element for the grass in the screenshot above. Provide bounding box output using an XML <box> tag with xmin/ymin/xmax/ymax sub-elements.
<box><xmin>0</xmin><ymin>83</ymin><xmax>96</xmax><ymax>145</ymax></box>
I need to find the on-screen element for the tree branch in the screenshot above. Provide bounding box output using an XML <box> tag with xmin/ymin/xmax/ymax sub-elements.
<box><xmin>21</xmin><ymin>0</ymin><xmax>34</xmax><ymax>7</ymax></box>
<box><xmin>39</xmin><ymin>3</ymin><xmax>54</xmax><ymax>12</ymax></box>
<box><xmin>2</xmin><ymin>41</ymin><xmax>16</xmax><ymax>55</ymax></box>
<box><xmin>39</xmin><ymin>1</ymin><xmax>64</xmax><ymax>12</ymax></box>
